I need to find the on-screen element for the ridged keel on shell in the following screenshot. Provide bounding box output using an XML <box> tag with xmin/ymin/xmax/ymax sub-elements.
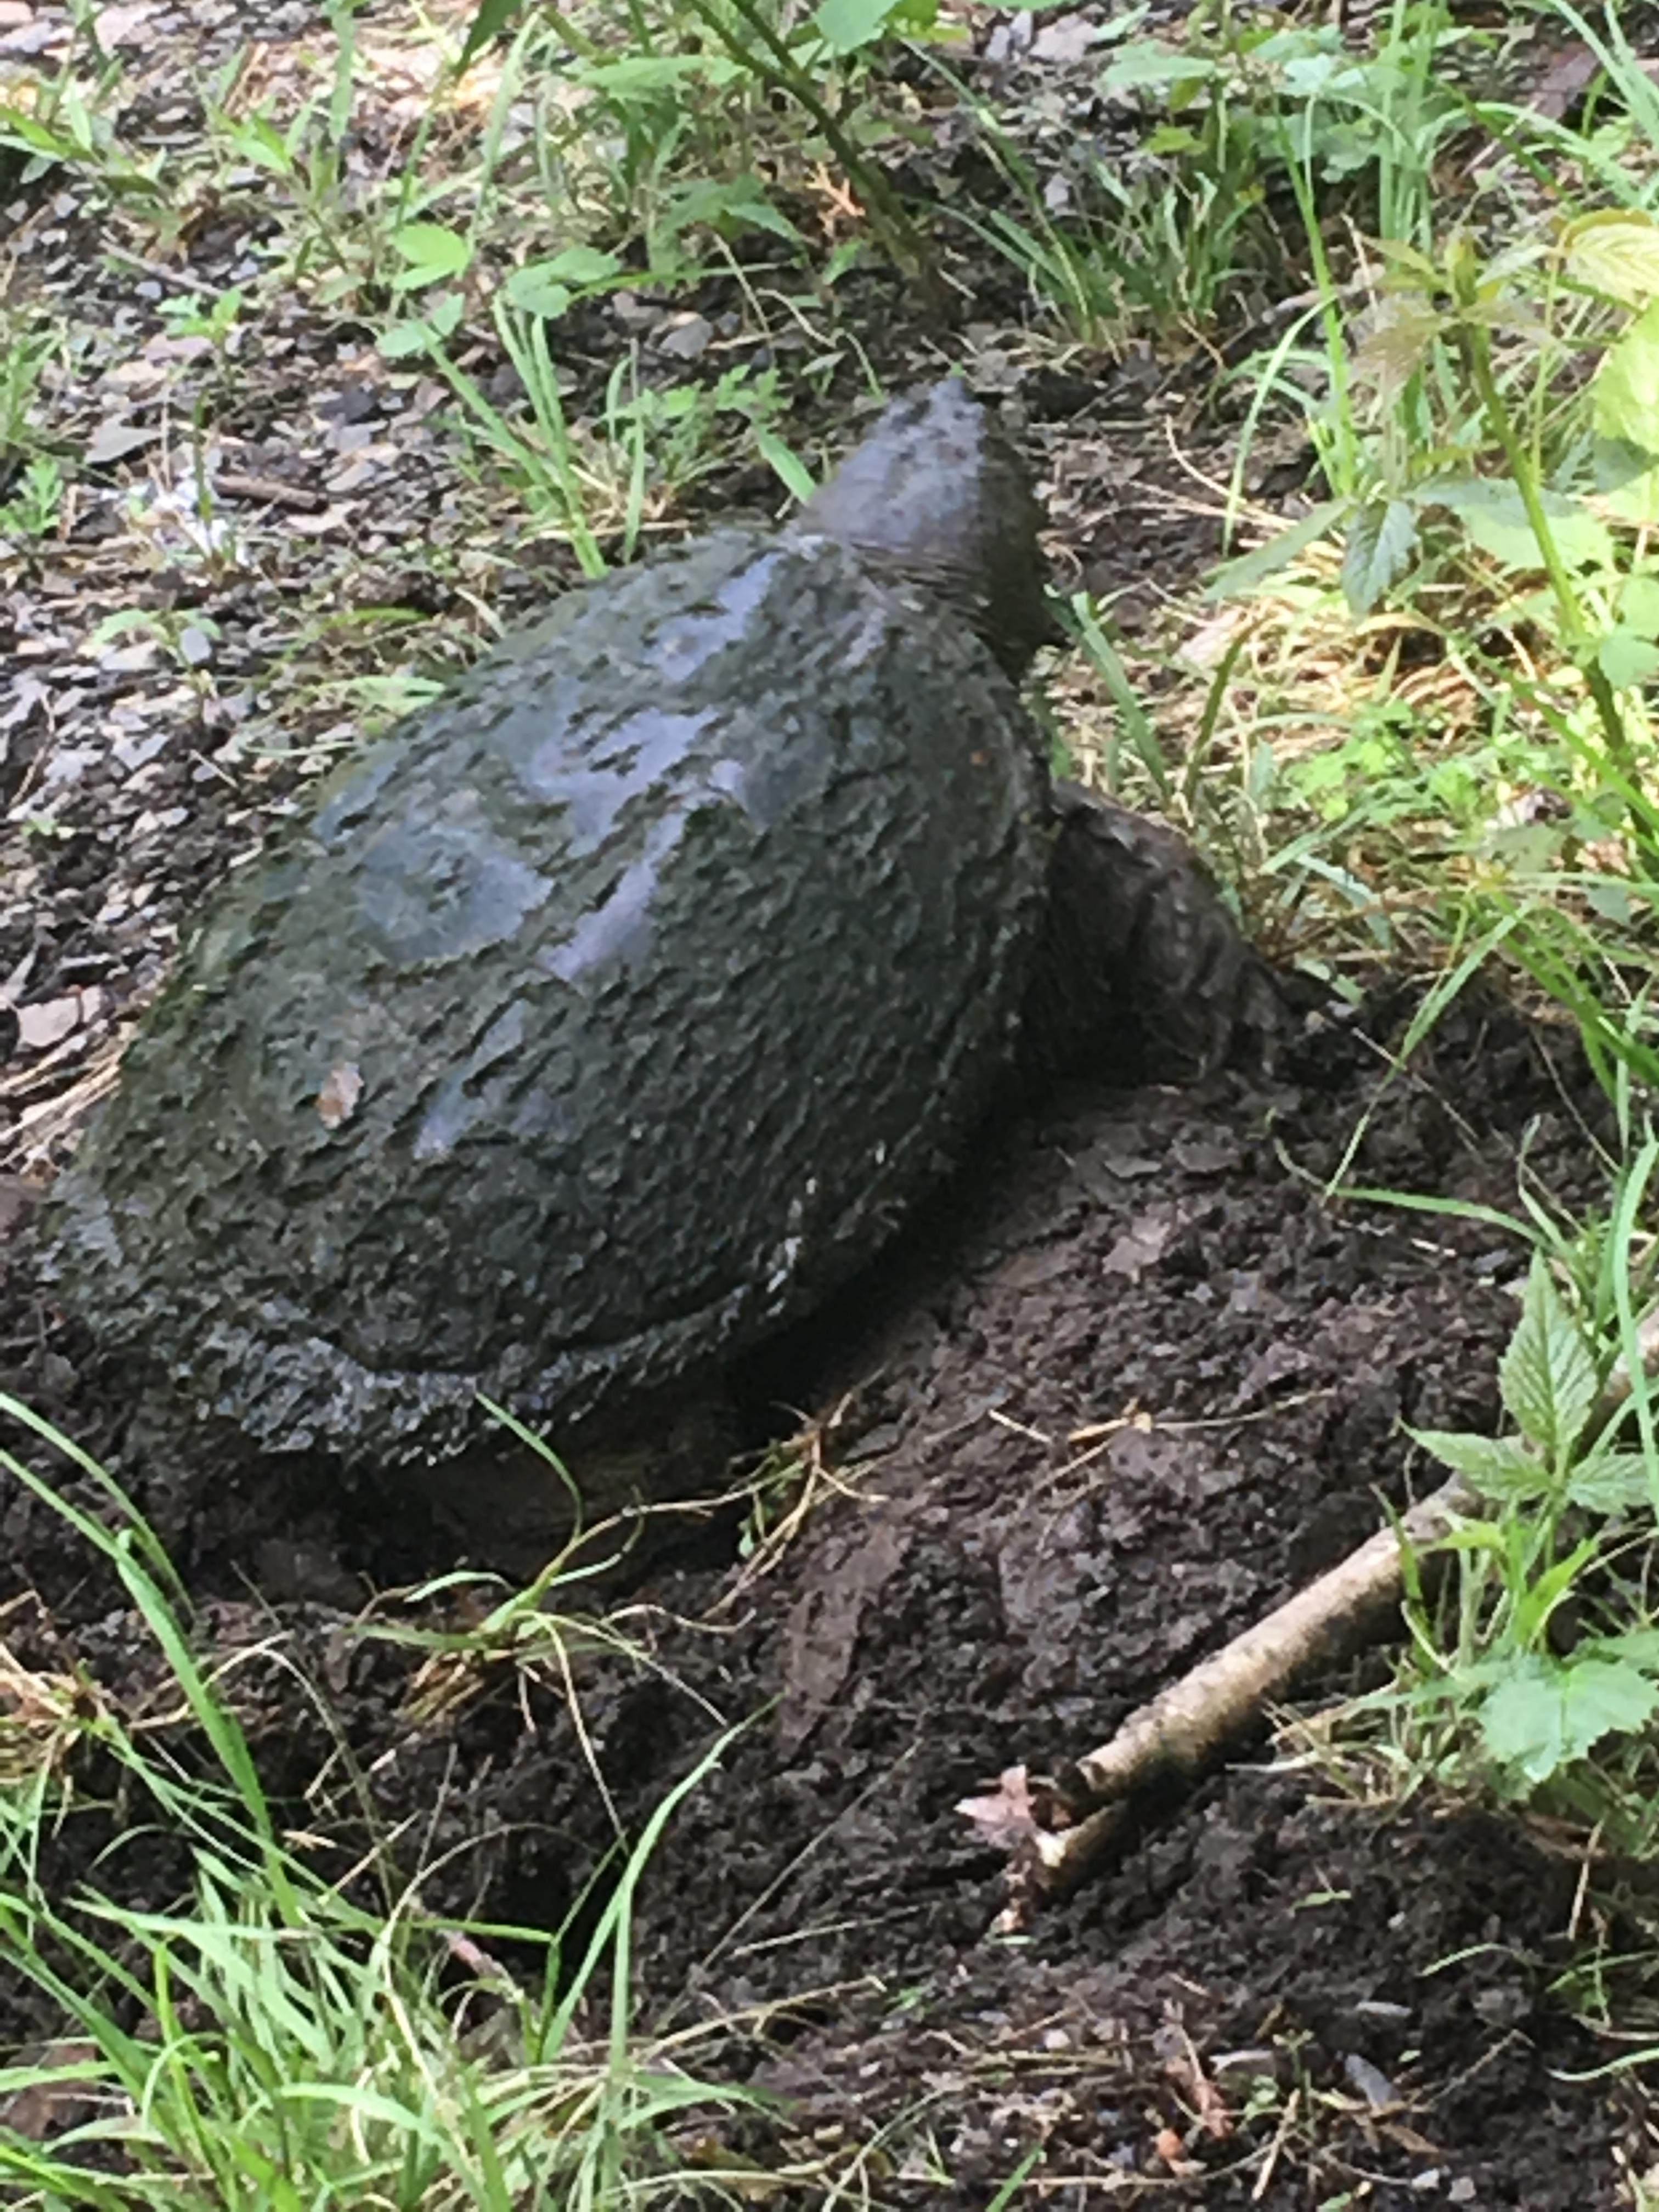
<box><xmin>45</xmin><ymin>530</ymin><xmax>1051</xmax><ymax>1469</ymax></box>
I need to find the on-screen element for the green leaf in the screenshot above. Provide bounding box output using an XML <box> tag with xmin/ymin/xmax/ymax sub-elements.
<box><xmin>812</xmin><ymin>0</ymin><xmax>899</xmax><ymax>53</ymax></box>
<box><xmin>1565</xmin><ymin>212</ymin><xmax>1659</xmax><ymax>308</ymax></box>
<box><xmin>1585</xmin><ymin>877</ymin><xmax>1637</xmax><ymax>925</ymax></box>
<box><xmin>459</xmin><ymin>0</ymin><xmax>525</xmax><ymax>68</ymax></box>
<box><xmin>391</xmin><ymin>223</ymin><xmax>472</xmax><ymax>285</ymax></box>
<box><xmin>504</xmin><ymin>272</ymin><xmax>571</xmax><ymax>320</ymax></box>
<box><xmin>1566</xmin><ymin>1450</ymin><xmax>1657</xmax><ymax>1514</ymax></box>
<box><xmin>1594</xmin><ymin>300</ymin><xmax>1659</xmax><ymax>453</ymax></box>
<box><xmin>580</xmin><ymin>53</ymin><xmax>741</xmax><ymax>92</ymax></box>
<box><xmin>1099</xmin><ymin>43</ymin><xmax>1221</xmax><ymax>91</ymax></box>
<box><xmin>1618</xmin><ymin>571</ymin><xmax>1659</xmax><ymax>636</ymax></box>
<box><xmin>755</xmin><ymin>425</ymin><xmax>816</xmax><ymax>505</ymax></box>
<box><xmin>1341</xmin><ymin>498</ymin><xmax>1418</xmax><ymax>616</ymax></box>
<box><xmin>1498</xmin><ymin>1256</ymin><xmax>1600</xmax><ymax>1461</ymax></box>
<box><xmin>659</xmin><ymin>177</ymin><xmax>802</xmax><ymax>246</ymax></box>
<box><xmin>1588</xmin><ymin>1627</ymin><xmax>1659</xmax><ymax>1668</ymax></box>
<box><xmin>1594</xmin><ymin>437</ymin><xmax>1659</xmax><ymax>525</ymax></box>
<box><xmin>1424</xmin><ymin>478</ymin><xmax>1615</xmax><ymax>577</ymax></box>
<box><xmin>504</xmin><ymin>249</ymin><xmax>625</xmax><ymax>321</ymax></box>
<box><xmin>1480</xmin><ymin>1654</ymin><xmax>1659</xmax><ymax>1786</ymax></box>
<box><xmin>1596</xmin><ymin>627</ymin><xmax>1659</xmax><ymax>690</ymax></box>
<box><xmin>1206</xmin><ymin>499</ymin><xmax>1347</xmax><ymax>600</ymax></box>
<box><xmin>1404</xmin><ymin>1427</ymin><xmax>1553</xmax><ymax>1503</ymax></box>
<box><xmin>539</xmin><ymin>245</ymin><xmax>627</xmax><ymax>285</ymax></box>
<box><xmin>377</xmin><ymin>293</ymin><xmax>463</xmax><ymax>361</ymax></box>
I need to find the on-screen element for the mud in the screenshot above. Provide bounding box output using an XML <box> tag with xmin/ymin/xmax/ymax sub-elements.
<box><xmin>0</xmin><ymin>972</ymin><xmax>1646</xmax><ymax>2204</ymax></box>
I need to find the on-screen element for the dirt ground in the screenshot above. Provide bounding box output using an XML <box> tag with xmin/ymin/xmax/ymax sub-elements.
<box><xmin>4</xmin><ymin>5</ymin><xmax>1657</xmax><ymax>2199</ymax></box>
<box><xmin>2</xmin><ymin>964</ymin><xmax>1651</xmax><ymax>2205</ymax></box>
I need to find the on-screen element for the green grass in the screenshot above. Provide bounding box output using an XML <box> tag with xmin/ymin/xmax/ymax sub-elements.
<box><xmin>0</xmin><ymin>1401</ymin><xmax>770</xmax><ymax>2208</ymax></box>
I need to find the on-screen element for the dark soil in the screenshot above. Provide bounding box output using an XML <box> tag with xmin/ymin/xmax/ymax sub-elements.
<box><xmin>0</xmin><ymin>969</ymin><xmax>1648</xmax><ymax>2205</ymax></box>
<box><xmin>2</xmin><ymin>12</ymin><xmax>1652</xmax><ymax>2200</ymax></box>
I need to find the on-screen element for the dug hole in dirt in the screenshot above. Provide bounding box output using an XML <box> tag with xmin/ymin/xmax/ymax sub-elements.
<box><xmin>0</xmin><ymin>975</ymin><xmax>1646</xmax><ymax>2207</ymax></box>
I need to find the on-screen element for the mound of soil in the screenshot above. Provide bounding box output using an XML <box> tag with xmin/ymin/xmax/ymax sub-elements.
<box><xmin>0</xmin><ymin>977</ymin><xmax>1645</xmax><ymax>2205</ymax></box>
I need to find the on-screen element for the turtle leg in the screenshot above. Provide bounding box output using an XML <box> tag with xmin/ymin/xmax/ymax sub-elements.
<box><xmin>1019</xmin><ymin>782</ymin><xmax>1282</xmax><ymax>1086</ymax></box>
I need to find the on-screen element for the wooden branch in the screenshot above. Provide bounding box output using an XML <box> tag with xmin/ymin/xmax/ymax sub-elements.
<box><xmin>983</xmin><ymin>1476</ymin><xmax>1474</xmax><ymax>1933</ymax></box>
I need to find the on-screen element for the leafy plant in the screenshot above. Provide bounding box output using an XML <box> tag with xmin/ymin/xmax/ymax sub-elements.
<box><xmin>0</xmin><ymin>45</ymin><xmax>166</xmax><ymax>205</ymax></box>
<box><xmin>0</xmin><ymin>319</ymin><xmax>60</xmax><ymax>467</ymax></box>
<box><xmin>0</xmin><ymin>452</ymin><xmax>65</xmax><ymax>539</ymax></box>
<box><xmin>954</xmin><ymin>0</ymin><xmax>1465</xmax><ymax>344</ymax></box>
<box><xmin>456</xmin><ymin>0</ymin><xmax>944</xmax><ymax>275</ymax></box>
<box><xmin>1318</xmin><ymin>1153</ymin><xmax>1659</xmax><ymax>1821</ymax></box>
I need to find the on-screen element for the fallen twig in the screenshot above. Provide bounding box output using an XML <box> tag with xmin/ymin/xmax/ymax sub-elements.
<box><xmin>980</xmin><ymin>1475</ymin><xmax>1474</xmax><ymax>1932</ymax></box>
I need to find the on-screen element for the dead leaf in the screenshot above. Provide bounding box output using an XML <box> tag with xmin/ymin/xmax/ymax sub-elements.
<box><xmin>93</xmin><ymin>4</ymin><xmax>163</xmax><ymax>47</ymax></box>
<box><xmin>1531</xmin><ymin>42</ymin><xmax>1599</xmax><ymax>121</ymax></box>
<box><xmin>1031</xmin><ymin>15</ymin><xmax>1098</xmax><ymax>64</ymax></box>
<box><xmin>317</xmin><ymin>1062</ymin><xmax>363</xmax><ymax>1130</ymax></box>
<box><xmin>0</xmin><ymin>1177</ymin><xmax>41</xmax><ymax>1241</ymax></box>
<box><xmin>1103</xmin><ymin>1212</ymin><xmax>1172</xmax><ymax>1277</ymax></box>
<box><xmin>654</xmin><ymin>314</ymin><xmax>713</xmax><ymax>361</ymax></box>
<box><xmin>84</xmin><ymin>418</ymin><xmax>163</xmax><ymax>465</ymax></box>
<box><xmin>16</xmin><ymin>997</ymin><xmax>80</xmax><ymax>1052</ymax></box>
<box><xmin>956</xmin><ymin>1765</ymin><xmax>1069</xmax><ymax>1852</ymax></box>
<box><xmin>0</xmin><ymin>2039</ymin><xmax>103</xmax><ymax>2142</ymax></box>
<box><xmin>1153</xmin><ymin>2126</ymin><xmax>1201</xmax><ymax>2176</ymax></box>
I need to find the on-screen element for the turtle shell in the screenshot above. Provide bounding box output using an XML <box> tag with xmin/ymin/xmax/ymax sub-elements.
<box><xmin>43</xmin><ymin>524</ymin><xmax>1052</xmax><ymax>1469</ymax></box>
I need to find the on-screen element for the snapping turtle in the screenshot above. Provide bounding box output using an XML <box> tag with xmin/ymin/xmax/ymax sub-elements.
<box><xmin>41</xmin><ymin>380</ymin><xmax>1273</xmax><ymax>1553</ymax></box>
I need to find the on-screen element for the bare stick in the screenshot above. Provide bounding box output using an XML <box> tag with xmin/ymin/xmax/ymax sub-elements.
<box><xmin>986</xmin><ymin>1476</ymin><xmax>1474</xmax><ymax>1931</ymax></box>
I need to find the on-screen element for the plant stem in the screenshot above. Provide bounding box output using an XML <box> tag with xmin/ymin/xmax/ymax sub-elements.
<box><xmin>1449</xmin><ymin>246</ymin><xmax>1641</xmax><ymax>793</ymax></box>
<box><xmin>684</xmin><ymin>0</ymin><xmax>934</xmax><ymax>283</ymax></box>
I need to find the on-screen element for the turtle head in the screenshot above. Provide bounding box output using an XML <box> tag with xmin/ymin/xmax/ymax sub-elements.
<box><xmin>791</xmin><ymin>378</ymin><xmax>1060</xmax><ymax>683</ymax></box>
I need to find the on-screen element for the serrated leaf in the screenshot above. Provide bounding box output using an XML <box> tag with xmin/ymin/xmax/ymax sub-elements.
<box><xmin>1565</xmin><ymin>212</ymin><xmax>1659</xmax><ymax>308</ymax></box>
<box><xmin>1567</xmin><ymin>1451</ymin><xmax>1658</xmax><ymax>1514</ymax></box>
<box><xmin>1341</xmin><ymin>498</ymin><xmax>1418</xmax><ymax>615</ymax></box>
<box><xmin>376</xmin><ymin>293</ymin><xmax>462</xmax><ymax>362</ymax></box>
<box><xmin>1352</xmin><ymin>296</ymin><xmax>1441</xmax><ymax>403</ymax></box>
<box><xmin>1589</xmin><ymin>1628</ymin><xmax>1659</xmax><ymax>1668</ymax></box>
<box><xmin>1404</xmin><ymin>1427</ymin><xmax>1553</xmax><ymax>1502</ymax></box>
<box><xmin>812</xmin><ymin>0</ymin><xmax>898</xmax><ymax>52</ymax></box>
<box><xmin>1595</xmin><ymin>300</ymin><xmax>1659</xmax><ymax>454</ymax></box>
<box><xmin>1426</xmin><ymin>477</ymin><xmax>1614</xmax><ymax>577</ymax></box>
<box><xmin>1480</xmin><ymin>1655</ymin><xmax>1659</xmax><ymax>1786</ymax></box>
<box><xmin>505</xmin><ymin>249</ymin><xmax>624</xmax><ymax>320</ymax></box>
<box><xmin>1585</xmin><ymin>877</ymin><xmax>1636</xmax><ymax>924</ymax></box>
<box><xmin>1206</xmin><ymin>499</ymin><xmax>1347</xmax><ymax>600</ymax></box>
<box><xmin>581</xmin><ymin>53</ymin><xmax>740</xmax><ymax>92</ymax></box>
<box><xmin>391</xmin><ymin>223</ymin><xmax>472</xmax><ymax>279</ymax></box>
<box><xmin>1596</xmin><ymin>627</ymin><xmax>1659</xmax><ymax>690</ymax></box>
<box><xmin>1498</xmin><ymin>1257</ymin><xmax>1600</xmax><ymax>1460</ymax></box>
<box><xmin>660</xmin><ymin>177</ymin><xmax>801</xmax><ymax>246</ymax></box>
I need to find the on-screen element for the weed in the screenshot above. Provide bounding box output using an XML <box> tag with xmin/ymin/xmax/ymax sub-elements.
<box><xmin>0</xmin><ymin>1397</ymin><xmax>769</xmax><ymax>2205</ymax></box>
<box><xmin>460</xmin><ymin>0</ymin><xmax>940</xmax><ymax>275</ymax></box>
<box><xmin>947</xmin><ymin>0</ymin><xmax>1465</xmax><ymax>346</ymax></box>
<box><xmin>0</xmin><ymin>319</ymin><xmax>58</xmax><ymax>469</ymax></box>
<box><xmin>0</xmin><ymin>41</ymin><xmax>166</xmax><ymax>210</ymax></box>
<box><xmin>1283</xmin><ymin>1146</ymin><xmax>1659</xmax><ymax>1850</ymax></box>
<box><xmin>0</xmin><ymin>454</ymin><xmax>65</xmax><ymax>539</ymax></box>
